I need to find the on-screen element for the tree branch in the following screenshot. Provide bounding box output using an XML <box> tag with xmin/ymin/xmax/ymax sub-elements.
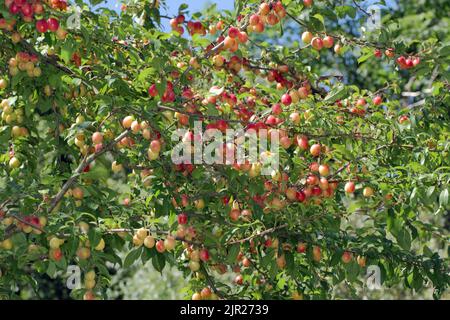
<box><xmin>352</xmin><ymin>0</ymin><xmax>372</xmax><ymax>17</ymax></box>
<box><xmin>7</xmin><ymin>213</ymin><xmax>45</xmax><ymax>234</ymax></box>
<box><xmin>107</xmin><ymin>228</ymin><xmax>201</xmax><ymax>246</ymax></box>
<box><xmin>47</xmin><ymin>129</ymin><xmax>130</xmax><ymax>213</ymax></box>
<box><xmin>327</xmin><ymin>143</ymin><xmax>391</xmax><ymax>180</ymax></box>
<box><xmin>201</xmin><ymin>264</ymin><xmax>225</xmax><ymax>299</ymax></box>
<box><xmin>227</xmin><ymin>223</ymin><xmax>289</xmax><ymax>245</ymax></box>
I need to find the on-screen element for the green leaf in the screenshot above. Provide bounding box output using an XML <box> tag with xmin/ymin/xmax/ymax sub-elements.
<box><xmin>72</xmin><ymin>78</ymin><xmax>82</xmax><ymax>86</ymax></box>
<box><xmin>335</xmin><ymin>5</ymin><xmax>357</xmax><ymax>18</ymax></box>
<box><xmin>141</xmin><ymin>247</ymin><xmax>156</xmax><ymax>264</ymax></box>
<box><xmin>152</xmin><ymin>253</ymin><xmax>166</xmax><ymax>273</ymax></box>
<box><xmin>226</xmin><ymin>244</ymin><xmax>240</xmax><ymax>264</ymax></box>
<box><xmin>0</xmin><ymin>126</ymin><xmax>11</xmax><ymax>145</ymax></box>
<box><xmin>261</xmin><ymin>248</ymin><xmax>275</xmax><ymax>268</ymax></box>
<box><xmin>178</xmin><ymin>3</ymin><xmax>188</xmax><ymax>12</ymax></box>
<box><xmin>46</xmin><ymin>262</ymin><xmax>57</xmax><ymax>278</ymax></box>
<box><xmin>408</xmin><ymin>268</ymin><xmax>423</xmax><ymax>291</ymax></box>
<box><xmin>277</xmin><ymin>276</ymin><xmax>287</xmax><ymax>289</ymax></box>
<box><xmin>269</xmin><ymin>260</ymin><xmax>278</xmax><ymax>280</ymax></box>
<box><xmin>137</xmin><ymin>67</ymin><xmax>155</xmax><ymax>84</ymax></box>
<box><xmin>124</xmin><ymin>247</ymin><xmax>143</xmax><ymax>268</ymax></box>
<box><xmin>358</xmin><ymin>48</ymin><xmax>374</xmax><ymax>64</ymax></box>
<box><xmin>345</xmin><ymin>261</ymin><xmax>360</xmax><ymax>282</ymax></box>
<box><xmin>60</xmin><ymin>41</ymin><xmax>74</xmax><ymax>64</ymax></box>
<box><xmin>439</xmin><ymin>188</ymin><xmax>448</xmax><ymax>207</ymax></box>
<box><xmin>426</xmin><ymin>186</ymin><xmax>435</xmax><ymax>198</ymax></box>
<box><xmin>312</xmin><ymin>13</ymin><xmax>325</xmax><ymax>28</ymax></box>
<box><xmin>88</xmin><ymin>228</ymin><xmax>102</xmax><ymax>248</ymax></box>
<box><xmin>330</xmin><ymin>249</ymin><xmax>343</xmax><ymax>266</ymax></box>
<box><xmin>324</xmin><ymin>85</ymin><xmax>348</xmax><ymax>103</ymax></box>
<box><xmin>285</xmin><ymin>252</ymin><xmax>295</xmax><ymax>275</ymax></box>
<box><xmin>396</xmin><ymin>229</ymin><xmax>412</xmax><ymax>251</ymax></box>
<box><xmin>423</xmin><ymin>246</ymin><xmax>433</xmax><ymax>257</ymax></box>
<box><xmin>439</xmin><ymin>45</ymin><xmax>450</xmax><ymax>57</ymax></box>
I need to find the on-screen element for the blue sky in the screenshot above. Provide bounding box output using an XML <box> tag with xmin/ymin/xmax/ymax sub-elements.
<box><xmin>98</xmin><ymin>0</ymin><xmax>394</xmax><ymax>14</ymax></box>
<box><xmin>101</xmin><ymin>0</ymin><xmax>233</xmax><ymax>12</ymax></box>
<box><xmin>94</xmin><ymin>0</ymin><xmax>396</xmax><ymax>33</ymax></box>
<box><xmin>96</xmin><ymin>0</ymin><xmax>234</xmax><ymax>30</ymax></box>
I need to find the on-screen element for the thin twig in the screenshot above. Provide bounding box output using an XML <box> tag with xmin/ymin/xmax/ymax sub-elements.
<box><xmin>352</xmin><ymin>0</ymin><xmax>372</xmax><ymax>17</ymax></box>
<box><xmin>7</xmin><ymin>213</ymin><xmax>45</xmax><ymax>234</ymax></box>
<box><xmin>227</xmin><ymin>223</ymin><xmax>289</xmax><ymax>245</ymax></box>
<box><xmin>202</xmin><ymin>264</ymin><xmax>225</xmax><ymax>299</ymax></box>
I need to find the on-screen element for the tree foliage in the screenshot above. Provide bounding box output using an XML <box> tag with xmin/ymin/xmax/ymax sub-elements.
<box><xmin>0</xmin><ymin>0</ymin><xmax>449</xmax><ymax>300</ymax></box>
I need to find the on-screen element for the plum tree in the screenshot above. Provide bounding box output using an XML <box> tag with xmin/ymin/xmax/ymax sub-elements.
<box><xmin>0</xmin><ymin>0</ymin><xmax>449</xmax><ymax>301</ymax></box>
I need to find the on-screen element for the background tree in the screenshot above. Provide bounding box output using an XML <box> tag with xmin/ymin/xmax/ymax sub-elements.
<box><xmin>0</xmin><ymin>0</ymin><xmax>448</xmax><ymax>300</ymax></box>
